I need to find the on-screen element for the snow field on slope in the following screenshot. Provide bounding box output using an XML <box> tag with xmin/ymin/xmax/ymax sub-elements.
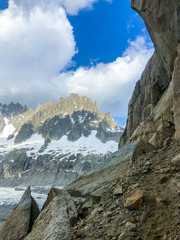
<box><xmin>43</xmin><ymin>130</ymin><xmax>118</xmax><ymax>156</ymax></box>
<box><xmin>0</xmin><ymin>129</ymin><xmax>118</xmax><ymax>159</ymax></box>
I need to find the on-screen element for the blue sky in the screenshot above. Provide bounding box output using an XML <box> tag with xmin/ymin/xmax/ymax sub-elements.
<box><xmin>0</xmin><ymin>0</ymin><xmax>153</xmax><ymax>126</ymax></box>
<box><xmin>68</xmin><ymin>0</ymin><xmax>147</xmax><ymax>69</ymax></box>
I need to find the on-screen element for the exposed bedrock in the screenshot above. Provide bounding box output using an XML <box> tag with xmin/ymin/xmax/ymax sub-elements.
<box><xmin>120</xmin><ymin>0</ymin><xmax>180</xmax><ymax>148</ymax></box>
<box><xmin>173</xmin><ymin>44</ymin><xmax>180</xmax><ymax>139</ymax></box>
<box><xmin>131</xmin><ymin>0</ymin><xmax>180</xmax><ymax>74</ymax></box>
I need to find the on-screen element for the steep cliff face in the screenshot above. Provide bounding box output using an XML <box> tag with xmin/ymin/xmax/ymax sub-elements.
<box><xmin>120</xmin><ymin>0</ymin><xmax>180</xmax><ymax>148</ymax></box>
<box><xmin>173</xmin><ymin>44</ymin><xmax>180</xmax><ymax>139</ymax></box>
<box><xmin>131</xmin><ymin>0</ymin><xmax>180</xmax><ymax>74</ymax></box>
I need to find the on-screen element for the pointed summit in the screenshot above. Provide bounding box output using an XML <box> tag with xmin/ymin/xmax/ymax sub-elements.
<box><xmin>58</xmin><ymin>93</ymin><xmax>99</xmax><ymax>116</ymax></box>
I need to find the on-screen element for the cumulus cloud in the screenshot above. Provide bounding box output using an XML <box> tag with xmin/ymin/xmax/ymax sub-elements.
<box><xmin>60</xmin><ymin>0</ymin><xmax>99</xmax><ymax>15</ymax></box>
<box><xmin>0</xmin><ymin>0</ymin><xmax>154</xmax><ymax>119</ymax></box>
<box><xmin>60</xmin><ymin>0</ymin><xmax>112</xmax><ymax>15</ymax></box>
<box><xmin>12</xmin><ymin>0</ymin><xmax>109</xmax><ymax>15</ymax></box>
<box><xmin>52</xmin><ymin>36</ymin><xmax>154</xmax><ymax>116</ymax></box>
<box><xmin>0</xmin><ymin>0</ymin><xmax>76</xmax><ymax>85</ymax></box>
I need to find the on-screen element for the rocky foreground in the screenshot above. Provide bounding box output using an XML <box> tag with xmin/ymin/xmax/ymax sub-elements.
<box><xmin>0</xmin><ymin>139</ymin><xmax>180</xmax><ymax>240</ymax></box>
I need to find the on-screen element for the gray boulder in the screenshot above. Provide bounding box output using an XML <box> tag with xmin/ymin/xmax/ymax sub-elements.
<box><xmin>42</xmin><ymin>187</ymin><xmax>78</xmax><ymax>227</ymax></box>
<box><xmin>0</xmin><ymin>187</ymin><xmax>39</xmax><ymax>240</ymax></box>
<box><xmin>171</xmin><ymin>153</ymin><xmax>180</xmax><ymax>167</ymax></box>
<box><xmin>25</xmin><ymin>188</ymin><xmax>78</xmax><ymax>240</ymax></box>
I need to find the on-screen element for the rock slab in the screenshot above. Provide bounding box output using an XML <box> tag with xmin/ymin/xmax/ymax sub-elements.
<box><xmin>0</xmin><ymin>187</ymin><xmax>39</xmax><ymax>240</ymax></box>
<box><xmin>25</xmin><ymin>188</ymin><xmax>78</xmax><ymax>240</ymax></box>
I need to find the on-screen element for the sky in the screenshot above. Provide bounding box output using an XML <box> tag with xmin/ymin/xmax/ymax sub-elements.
<box><xmin>0</xmin><ymin>0</ymin><xmax>154</xmax><ymax>126</ymax></box>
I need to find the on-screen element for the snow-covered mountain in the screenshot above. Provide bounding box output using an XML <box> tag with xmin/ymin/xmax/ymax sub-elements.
<box><xmin>0</xmin><ymin>94</ymin><xmax>124</xmax><ymax>187</ymax></box>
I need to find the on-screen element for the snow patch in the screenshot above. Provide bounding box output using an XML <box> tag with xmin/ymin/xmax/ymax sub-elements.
<box><xmin>16</xmin><ymin>134</ymin><xmax>44</xmax><ymax>157</ymax></box>
<box><xmin>1</xmin><ymin>118</ymin><xmax>15</xmax><ymax>138</ymax></box>
<box><xmin>0</xmin><ymin>133</ymin><xmax>44</xmax><ymax>160</ymax></box>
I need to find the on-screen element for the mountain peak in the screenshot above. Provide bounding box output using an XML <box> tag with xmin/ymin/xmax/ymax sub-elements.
<box><xmin>0</xmin><ymin>102</ymin><xmax>28</xmax><ymax>117</ymax></box>
<box><xmin>58</xmin><ymin>93</ymin><xmax>99</xmax><ymax>116</ymax></box>
<box><xmin>1</xmin><ymin>94</ymin><xmax>121</xmax><ymax>140</ymax></box>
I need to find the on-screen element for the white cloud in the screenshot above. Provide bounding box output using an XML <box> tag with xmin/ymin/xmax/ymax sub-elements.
<box><xmin>59</xmin><ymin>0</ymin><xmax>98</xmax><ymax>15</ymax></box>
<box><xmin>60</xmin><ymin>0</ymin><xmax>112</xmax><ymax>15</ymax></box>
<box><xmin>0</xmin><ymin>0</ymin><xmax>76</xmax><ymax>85</ymax></box>
<box><xmin>12</xmin><ymin>0</ymin><xmax>110</xmax><ymax>15</ymax></box>
<box><xmin>52</xmin><ymin>36</ymin><xmax>154</xmax><ymax>116</ymax></box>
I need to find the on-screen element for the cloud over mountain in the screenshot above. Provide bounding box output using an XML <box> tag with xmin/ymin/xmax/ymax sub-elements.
<box><xmin>0</xmin><ymin>0</ymin><xmax>154</xmax><ymax>118</ymax></box>
<box><xmin>53</xmin><ymin>36</ymin><xmax>154</xmax><ymax>116</ymax></box>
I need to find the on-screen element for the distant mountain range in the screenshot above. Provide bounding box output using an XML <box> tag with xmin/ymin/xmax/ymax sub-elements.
<box><xmin>0</xmin><ymin>94</ymin><xmax>124</xmax><ymax>187</ymax></box>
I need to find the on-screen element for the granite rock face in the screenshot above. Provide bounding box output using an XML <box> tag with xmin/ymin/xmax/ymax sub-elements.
<box><xmin>14</xmin><ymin>123</ymin><xmax>35</xmax><ymax>144</ymax></box>
<box><xmin>42</xmin><ymin>188</ymin><xmax>78</xmax><ymax>227</ymax></box>
<box><xmin>131</xmin><ymin>0</ymin><xmax>180</xmax><ymax>74</ymax></box>
<box><xmin>173</xmin><ymin>44</ymin><xmax>180</xmax><ymax>139</ymax></box>
<box><xmin>120</xmin><ymin>0</ymin><xmax>180</xmax><ymax>148</ymax></box>
<box><xmin>0</xmin><ymin>187</ymin><xmax>39</xmax><ymax>240</ymax></box>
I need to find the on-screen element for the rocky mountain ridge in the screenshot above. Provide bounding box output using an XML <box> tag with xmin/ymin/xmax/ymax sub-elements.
<box><xmin>0</xmin><ymin>93</ymin><xmax>119</xmax><ymax>136</ymax></box>
<box><xmin>0</xmin><ymin>94</ymin><xmax>123</xmax><ymax>188</ymax></box>
<box><xmin>0</xmin><ymin>102</ymin><xmax>28</xmax><ymax>118</ymax></box>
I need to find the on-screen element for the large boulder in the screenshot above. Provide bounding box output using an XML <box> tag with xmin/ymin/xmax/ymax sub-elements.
<box><xmin>124</xmin><ymin>189</ymin><xmax>144</xmax><ymax>210</ymax></box>
<box><xmin>42</xmin><ymin>188</ymin><xmax>78</xmax><ymax>226</ymax></box>
<box><xmin>0</xmin><ymin>187</ymin><xmax>39</xmax><ymax>240</ymax></box>
<box><xmin>25</xmin><ymin>188</ymin><xmax>77</xmax><ymax>240</ymax></box>
<box><xmin>171</xmin><ymin>153</ymin><xmax>180</xmax><ymax>167</ymax></box>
